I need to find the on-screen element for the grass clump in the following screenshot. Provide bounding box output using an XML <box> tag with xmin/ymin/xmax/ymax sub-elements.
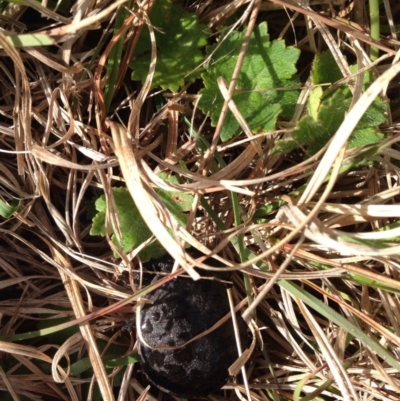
<box><xmin>1</xmin><ymin>0</ymin><xmax>400</xmax><ymax>400</ymax></box>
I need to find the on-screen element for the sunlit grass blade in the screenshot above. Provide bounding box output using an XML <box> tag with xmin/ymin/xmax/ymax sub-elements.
<box><xmin>279</xmin><ymin>280</ymin><xmax>400</xmax><ymax>371</ymax></box>
<box><xmin>70</xmin><ymin>353</ymin><xmax>139</xmax><ymax>376</ymax></box>
<box><xmin>2</xmin><ymin>33</ymin><xmax>54</xmax><ymax>48</ymax></box>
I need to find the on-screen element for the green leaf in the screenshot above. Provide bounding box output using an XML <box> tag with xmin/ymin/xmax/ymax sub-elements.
<box><xmin>273</xmin><ymin>50</ymin><xmax>388</xmax><ymax>155</ymax></box>
<box><xmin>198</xmin><ymin>22</ymin><xmax>300</xmax><ymax>142</ymax></box>
<box><xmin>312</xmin><ymin>49</ymin><xmax>343</xmax><ymax>85</ymax></box>
<box><xmin>155</xmin><ymin>173</ymin><xmax>194</xmax><ymax>225</ymax></box>
<box><xmin>130</xmin><ymin>0</ymin><xmax>209</xmax><ymax>92</ymax></box>
<box><xmin>90</xmin><ymin>176</ymin><xmax>194</xmax><ymax>261</ymax></box>
<box><xmin>292</xmin><ymin>89</ymin><xmax>351</xmax><ymax>155</ymax></box>
<box><xmin>348</xmin><ymin>127</ymin><xmax>384</xmax><ymax>149</ymax></box>
<box><xmin>291</xmin><ymin>116</ymin><xmax>329</xmax><ymax>156</ymax></box>
<box><xmin>270</xmin><ymin>139</ymin><xmax>298</xmax><ymax>155</ymax></box>
<box><xmin>253</xmin><ymin>200</ymin><xmax>287</xmax><ymax>219</ymax></box>
<box><xmin>356</xmin><ymin>96</ymin><xmax>387</xmax><ymax>129</ymax></box>
<box><xmin>89</xmin><ymin>196</ymin><xmax>107</xmax><ymax>236</ymax></box>
<box><xmin>307</xmin><ymin>86</ymin><xmax>323</xmax><ymax>120</ymax></box>
<box><xmin>90</xmin><ymin>188</ymin><xmax>165</xmax><ymax>261</ymax></box>
<box><xmin>0</xmin><ymin>198</ymin><xmax>19</xmax><ymax>218</ymax></box>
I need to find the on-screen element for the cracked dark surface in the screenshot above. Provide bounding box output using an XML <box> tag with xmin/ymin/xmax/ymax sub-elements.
<box><xmin>138</xmin><ymin>249</ymin><xmax>248</xmax><ymax>398</ymax></box>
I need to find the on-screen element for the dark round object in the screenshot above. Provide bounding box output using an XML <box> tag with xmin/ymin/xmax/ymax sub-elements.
<box><xmin>138</xmin><ymin>252</ymin><xmax>248</xmax><ymax>398</ymax></box>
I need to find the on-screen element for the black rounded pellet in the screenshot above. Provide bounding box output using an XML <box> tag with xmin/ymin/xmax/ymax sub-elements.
<box><xmin>138</xmin><ymin>250</ymin><xmax>248</xmax><ymax>398</ymax></box>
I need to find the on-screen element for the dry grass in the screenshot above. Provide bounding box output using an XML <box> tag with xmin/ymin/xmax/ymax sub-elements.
<box><xmin>1</xmin><ymin>0</ymin><xmax>400</xmax><ymax>400</ymax></box>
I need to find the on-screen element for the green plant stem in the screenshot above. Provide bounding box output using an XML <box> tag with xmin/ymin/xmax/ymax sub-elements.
<box><xmin>105</xmin><ymin>6</ymin><xmax>128</xmax><ymax>113</ymax></box>
<box><xmin>369</xmin><ymin>0</ymin><xmax>380</xmax><ymax>61</ymax></box>
<box><xmin>231</xmin><ymin>191</ymin><xmax>254</xmax><ymax>314</ymax></box>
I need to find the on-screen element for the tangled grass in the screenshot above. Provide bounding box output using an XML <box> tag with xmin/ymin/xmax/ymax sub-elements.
<box><xmin>1</xmin><ymin>0</ymin><xmax>400</xmax><ymax>400</ymax></box>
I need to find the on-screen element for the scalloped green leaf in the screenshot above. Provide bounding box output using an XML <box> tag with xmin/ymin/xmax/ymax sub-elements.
<box><xmin>312</xmin><ymin>49</ymin><xmax>343</xmax><ymax>85</ymax></box>
<box><xmin>271</xmin><ymin>139</ymin><xmax>298</xmax><ymax>155</ymax></box>
<box><xmin>90</xmin><ymin>187</ymin><xmax>162</xmax><ymax>261</ymax></box>
<box><xmin>348</xmin><ymin>128</ymin><xmax>384</xmax><ymax>149</ymax></box>
<box><xmin>90</xmin><ymin>177</ymin><xmax>194</xmax><ymax>261</ymax></box>
<box><xmin>198</xmin><ymin>22</ymin><xmax>300</xmax><ymax>142</ymax></box>
<box><xmin>130</xmin><ymin>0</ymin><xmax>209</xmax><ymax>92</ymax></box>
<box><xmin>273</xmin><ymin>50</ymin><xmax>387</xmax><ymax>155</ymax></box>
<box><xmin>357</xmin><ymin>96</ymin><xmax>387</xmax><ymax>128</ymax></box>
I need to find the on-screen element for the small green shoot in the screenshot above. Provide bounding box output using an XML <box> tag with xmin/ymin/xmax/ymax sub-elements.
<box><xmin>104</xmin><ymin>6</ymin><xmax>129</xmax><ymax>113</ymax></box>
<box><xmin>70</xmin><ymin>353</ymin><xmax>139</xmax><ymax>376</ymax></box>
<box><xmin>0</xmin><ymin>198</ymin><xmax>19</xmax><ymax>218</ymax></box>
<box><xmin>369</xmin><ymin>0</ymin><xmax>380</xmax><ymax>61</ymax></box>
